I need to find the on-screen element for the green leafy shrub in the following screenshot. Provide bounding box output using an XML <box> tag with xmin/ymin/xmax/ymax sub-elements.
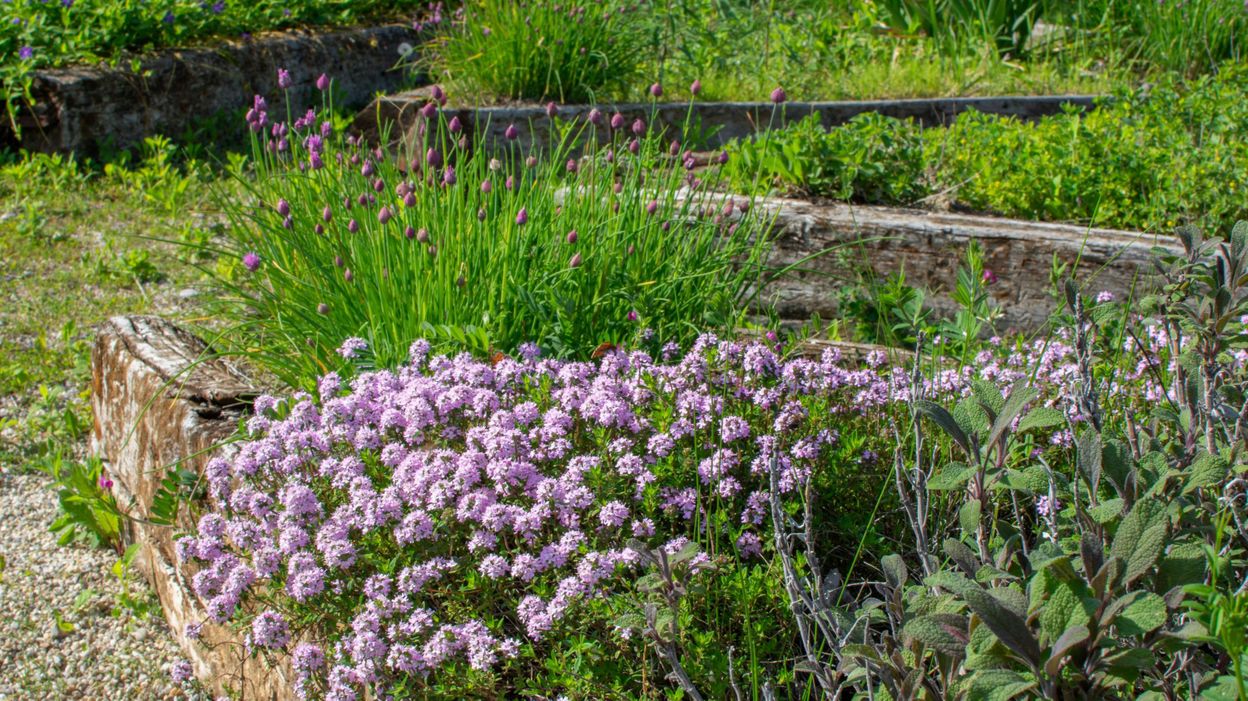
<box><xmin>725</xmin><ymin>112</ymin><xmax>930</xmax><ymax>204</ymax></box>
<box><xmin>727</xmin><ymin>67</ymin><xmax>1248</xmax><ymax>232</ymax></box>
<box><xmin>419</xmin><ymin>0</ymin><xmax>647</xmax><ymax>103</ymax></box>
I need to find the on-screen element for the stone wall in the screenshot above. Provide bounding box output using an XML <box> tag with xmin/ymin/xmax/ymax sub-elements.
<box><xmin>8</xmin><ymin>24</ymin><xmax>422</xmax><ymax>156</ymax></box>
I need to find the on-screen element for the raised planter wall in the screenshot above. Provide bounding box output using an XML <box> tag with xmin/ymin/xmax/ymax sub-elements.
<box><xmin>754</xmin><ymin>198</ymin><xmax>1175</xmax><ymax>332</ymax></box>
<box><xmin>88</xmin><ymin>201</ymin><xmax>1173</xmax><ymax>698</ymax></box>
<box><xmin>88</xmin><ymin>316</ymin><xmax>290</xmax><ymax>700</ymax></box>
<box><xmin>355</xmin><ymin>92</ymin><xmax>1102</xmax><ymax>153</ymax></box>
<box><xmin>9</xmin><ymin>24</ymin><xmax>422</xmax><ymax>156</ymax></box>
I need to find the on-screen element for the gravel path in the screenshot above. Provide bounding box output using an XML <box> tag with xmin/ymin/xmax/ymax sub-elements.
<box><xmin>0</xmin><ymin>473</ymin><xmax>193</xmax><ymax>701</ymax></box>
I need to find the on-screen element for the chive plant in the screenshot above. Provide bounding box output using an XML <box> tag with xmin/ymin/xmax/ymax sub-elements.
<box><xmin>213</xmin><ymin>77</ymin><xmax>771</xmax><ymax>388</ymax></box>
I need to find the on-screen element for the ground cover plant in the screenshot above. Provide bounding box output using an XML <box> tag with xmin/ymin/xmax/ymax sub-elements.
<box><xmin>724</xmin><ymin>65</ymin><xmax>1248</xmax><ymax>233</ymax></box>
<box><xmin>173</xmin><ymin>218</ymin><xmax>1248</xmax><ymax>698</ymax></box>
<box><xmin>210</xmin><ymin>78</ymin><xmax>771</xmax><ymax>388</ymax></box>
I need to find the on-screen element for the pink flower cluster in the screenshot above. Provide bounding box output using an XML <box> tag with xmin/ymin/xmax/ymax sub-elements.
<box><xmin>176</xmin><ymin>330</ymin><xmax>1158</xmax><ymax>698</ymax></box>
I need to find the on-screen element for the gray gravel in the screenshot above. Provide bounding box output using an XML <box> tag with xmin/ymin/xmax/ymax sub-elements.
<box><xmin>0</xmin><ymin>472</ymin><xmax>196</xmax><ymax>701</ymax></box>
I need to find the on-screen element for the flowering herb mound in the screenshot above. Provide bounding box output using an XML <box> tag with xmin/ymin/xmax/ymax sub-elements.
<box><xmin>220</xmin><ymin>76</ymin><xmax>769</xmax><ymax>387</ymax></box>
<box><xmin>177</xmin><ymin>329</ymin><xmax>1119</xmax><ymax>699</ymax></box>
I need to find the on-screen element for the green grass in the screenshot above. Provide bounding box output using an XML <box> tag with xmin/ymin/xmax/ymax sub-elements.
<box><xmin>0</xmin><ymin>142</ymin><xmax>228</xmax><ymax>471</ymax></box>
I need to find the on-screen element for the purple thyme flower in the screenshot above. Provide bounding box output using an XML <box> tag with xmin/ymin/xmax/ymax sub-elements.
<box><xmin>337</xmin><ymin>337</ymin><xmax>368</xmax><ymax>359</ymax></box>
<box><xmin>169</xmin><ymin>659</ymin><xmax>193</xmax><ymax>684</ymax></box>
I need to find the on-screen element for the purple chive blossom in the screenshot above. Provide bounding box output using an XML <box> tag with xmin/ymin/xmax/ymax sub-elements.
<box><xmin>316</xmin><ymin>73</ymin><xmax>330</xmax><ymax>91</ymax></box>
<box><xmin>169</xmin><ymin>660</ymin><xmax>193</xmax><ymax>684</ymax></box>
<box><xmin>242</xmin><ymin>252</ymin><xmax>262</xmax><ymax>272</ymax></box>
<box><xmin>770</xmin><ymin>86</ymin><xmax>787</xmax><ymax>103</ymax></box>
<box><xmin>515</xmin><ymin>208</ymin><xmax>528</xmax><ymax>226</ymax></box>
<box><xmin>277</xmin><ymin>68</ymin><xmax>292</xmax><ymax>90</ymax></box>
<box><xmin>649</xmin><ymin>82</ymin><xmax>662</xmax><ymax>97</ymax></box>
<box><xmin>504</xmin><ymin>124</ymin><xmax>519</xmax><ymax>141</ymax></box>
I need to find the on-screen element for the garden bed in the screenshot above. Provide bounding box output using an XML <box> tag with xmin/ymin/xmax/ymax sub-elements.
<box><xmin>6</xmin><ymin>23</ymin><xmax>422</xmax><ymax>155</ymax></box>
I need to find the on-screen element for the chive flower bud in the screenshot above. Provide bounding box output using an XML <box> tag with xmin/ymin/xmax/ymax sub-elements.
<box><xmin>344</xmin><ymin>268</ymin><xmax>353</xmax><ymax>282</ymax></box>
<box><xmin>516</xmin><ymin>208</ymin><xmax>528</xmax><ymax>225</ymax></box>
<box><xmin>566</xmin><ymin>230</ymin><xmax>578</xmax><ymax>244</ymax></box>
<box><xmin>277</xmin><ymin>199</ymin><xmax>290</xmax><ymax>216</ymax></box>
<box><xmin>443</xmin><ymin>166</ymin><xmax>457</xmax><ymax>185</ymax></box>
<box><xmin>690</xmin><ymin>79</ymin><xmax>702</xmax><ymax>95</ymax></box>
<box><xmin>426</xmin><ymin>148</ymin><xmax>442</xmax><ymax>167</ymax></box>
<box><xmin>631</xmin><ymin>118</ymin><xmax>645</xmax><ymax>136</ymax></box>
<box><xmin>317</xmin><ymin>303</ymin><xmax>330</xmax><ymax>315</ymax></box>
<box><xmin>404</xmin><ymin>192</ymin><xmax>417</xmax><ymax>208</ymax></box>
<box><xmin>569</xmin><ymin>252</ymin><xmax>582</xmax><ymax>268</ymax></box>
<box><xmin>417</xmin><ymin>228</ymin><xmax>429</xmax><ymax>243</ymax></box>
<box><xmin>546</xmin><ymin>102</ymin><xmax>558</xmax><ymax>118</ymax></box>
<box><xmin>628</xmin><ymin>139</ymin><xmax>640</xmax><ymax>154</ymax></box>
<box><xmin>588</xmin><ymin>109</ymin><xmax>604</xmax><ymax>126</ymax></box>
<box><xmin>610</xmin><ymin>113</ymin><xmax>624</xmax><ymax>129</ymax></box>
<box><xmin>378</xmin><ymin>206</ymin><xmax>393</xmax><ymax>224</ymax></box>
<box><xmin>649</xmin><ymin>82</ymin><xmax>662</xmax><ymax>97</ymax></box>
<box><xmin>566</xmin><ymin>159</ymin><xmax>578</xmax><ymax>174</ymax></box>
<box><xmin>525</xmin><ymin>156</ymin><xmax>537</xmax><ymax>168</ymax></box>
<box><xmin>481</xmin><ymin>179</ymin><xmax>492</xmax><ymax>194</ymax></box>
<box><xmin>348</xmin><ymin>219</ymin><xmax>359</xmax><ymax>233</ymax></box>
<box><xmin>505</xmin><ymin>124</ymin><xmax>519</xmax><ymax>140</ymax></box>
<box><xmin>314</xmin><ymin>224</ymin><xmax>324</xmax><ymax>235</ymax></box>
<box><xmin>316</xmin><ymin>73</ymin><xmax>330</xmax><ymax>91</ymax></box>
<box><xmin>646</xmin><ymin>200</ymin><xmax>658</xmax><ymax>215</ymax></box>
<box><xmin>770</xmin><ymin>86</ymin><xmax>787</xmax><ymax>104</ymax></box>
<box><xmin>323</xmin><ymin>206</ymin><xmax>332</xmax><ymax>222</ymax></box>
